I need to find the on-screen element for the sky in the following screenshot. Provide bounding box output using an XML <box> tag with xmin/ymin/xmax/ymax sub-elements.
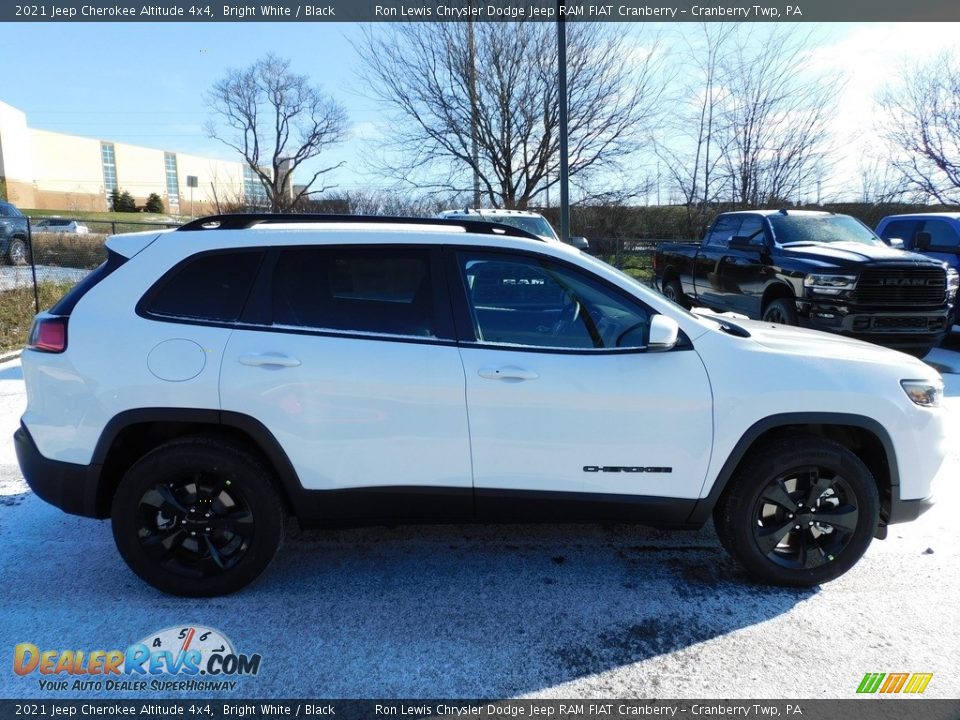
<box><xmin>2</xmin><ymin>21</ymin><xmax>959</xmax><ymax>203</ymax></box>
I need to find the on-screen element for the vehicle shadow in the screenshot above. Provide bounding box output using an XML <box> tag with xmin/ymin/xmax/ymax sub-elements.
<box><xmin>0</xmin><ymin>363</ymin><xmax>23</xmax><ymax>381</ymax></box>
<box><xmin>0</xmin><ymin>498</ymin><xmax>816</xmax><ymax>698</ymax></box>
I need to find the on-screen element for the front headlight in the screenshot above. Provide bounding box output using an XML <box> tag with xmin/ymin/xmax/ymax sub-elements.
<box><xmin>803</xmin><ymin>273</ymin><xmax>857</xmax><ymax>296</ymax></box>
<box><xmin>901</xmin><ymin>379</ymin><xmax>943</xmax><ymax>407</ymax></box>
<box><xmin>946</xmin><ymin>267</ymin><xmax>958</xmax><ymax>300</ymax></box>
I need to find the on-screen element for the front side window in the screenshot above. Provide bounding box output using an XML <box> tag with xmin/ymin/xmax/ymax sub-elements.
<box><xmin>736</xmin><ymin>217</ymin><xmax>767</xmax><ymax>246</ymax></box>
<box><xmin>879</xmin><ymin>219</ymin><xmax>921</xmax><ymax>247</ymax></box>
<box><xmin>922</xmin><ymin>219</ymin><xmax>960</xmax><ymax>250</ymax></box>
<box><xmin>705</xmin><ymin>216</ymin><xmax>742</xmax><ymax>248</ymax></box>
<box><xmin>458</xmin><ymin>251</ymin><xmax>650</xmax><ymax>350</ymax></box>
<box><xmin>271</xmin><ymin>247</ymin><xmax>437</xmax><ymax>338</ymax></box>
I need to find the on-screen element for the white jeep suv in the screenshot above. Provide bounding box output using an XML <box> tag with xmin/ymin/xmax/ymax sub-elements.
<box><xmin>15</xmin><ymin>214</ymin><xmax>946</xmax><ymax>596</ymax></box>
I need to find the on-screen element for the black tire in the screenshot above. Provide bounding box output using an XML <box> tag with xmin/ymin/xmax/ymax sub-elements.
<box><xmin>111</xmin><ymin>437</ymin><xmax>285</xmax><ymax>596</ymax></box>
<box><xmin>714</xmin><ymin>436</ymin><xmax>879</xmax><ymax>587</ymax></box>
<box><xmin>662</xmin><ymin>278</ymin><xmax>690</xmax><ymax>309</ymax></box>
<box><xmin>762</xmin><ymin>298</ymin><xmax>798</xmax><ymax>325</ymax></box>
<box><xmin>6</xmin><ymin>237</ymin><xmax>28</xmax><ymax>266</ymax></box>
<box><xmin>902</xmin><ymin>347</ymin><xmax>931</xmax><ymax>360</ymax></box>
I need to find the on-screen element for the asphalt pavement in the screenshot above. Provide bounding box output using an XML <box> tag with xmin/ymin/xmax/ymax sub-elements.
<box><xmin>0</xmin><ymin>344</ymin><xmax>958</xmax><ymax>700</ymax></box>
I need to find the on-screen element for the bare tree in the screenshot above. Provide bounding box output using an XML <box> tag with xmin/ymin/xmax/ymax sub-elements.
<box><xmin>654</xmin><ymin>23</ymin><xmax>735</xmax><ymax>236</ymax></box>
<box><xmin>879</xmin><ymin>52</ymin><xmax>960</xmax><ymax>204</ymax></box>
<box><xmin>716</xmin><ymin>28</ymin><xmax>839</xmax><ymax>208</ymax></box>
<box><xmin>355</xmin><ymin>23</ymin><xmax>664</xmax><ymax>209</ymax></box>
<box><xmin>856</xmin><ymin>154</ymin><xmax>908</xmax><ymax>205</ymax></box>
<box><xmin>205</xmin><ymin>54</ymin><xmax>348</xmax><ymax>213</ymax></box>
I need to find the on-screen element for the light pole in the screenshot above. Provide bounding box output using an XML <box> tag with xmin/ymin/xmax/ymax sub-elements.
<box><xmin>557</xmin><ymin>5</ymin><xmax>570</xmax><ymax>242</ymax></box>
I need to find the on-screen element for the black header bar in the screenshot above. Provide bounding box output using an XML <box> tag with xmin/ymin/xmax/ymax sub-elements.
<box><xmin>4</xmin><ymin>0</ymin><xmax>960</xmax><ymax>22</ymax></box>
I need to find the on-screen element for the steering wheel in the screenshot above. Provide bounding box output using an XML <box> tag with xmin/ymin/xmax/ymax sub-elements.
<box><xmin>551</xmin><ymin>295</ymin><xmax>581</xmax><ymax>335</ymax></box>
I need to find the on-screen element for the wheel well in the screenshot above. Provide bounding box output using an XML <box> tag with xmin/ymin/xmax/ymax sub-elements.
<box><xmin>96</xmin><ymin>421</ymin><xmax>295</xmax><ymax>517</ymax></box>
<box><xmin>660</xmin><ymin>267</ymin><xmax>681</xmax><ymax>286</ymax></box>
<box><xmin>721</xmin><ymin>424</ymin><xmax>892</xmax><ymax>522</ymax></box>
<box><xmin>760</xmin><ymin>283</ymin><xmax>794</xmax><ymax>314</ymax></box>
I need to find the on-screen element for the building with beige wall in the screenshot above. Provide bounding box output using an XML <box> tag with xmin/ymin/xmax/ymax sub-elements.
<box><xmin>0</xmin><ymin>100</ymin><xmax>269</xmax><ymax>214</ymax></box>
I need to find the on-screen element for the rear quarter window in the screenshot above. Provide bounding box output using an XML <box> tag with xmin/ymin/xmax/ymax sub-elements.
<box><xmin>140</xmin><ymin>250</ymin><xmax>263</xmax><ymax>322</ymax></box>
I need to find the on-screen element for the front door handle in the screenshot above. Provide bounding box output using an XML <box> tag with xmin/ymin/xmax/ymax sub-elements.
<box><xmin>478</xmin><ymin>366</ymin><xmax>539</xmax><ymax>381</ymax></box>
<box><xmin>239</xmin><ymin>352</ymin><xmax>301</xmax><ymax>368</ymax></box>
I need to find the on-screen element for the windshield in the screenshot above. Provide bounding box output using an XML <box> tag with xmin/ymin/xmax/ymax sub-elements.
<box><xmin>481</xmin><ymin>214</ymin><xmax>559</xmax><ymax>240</ymax></box>
<box><xmin>769</xmin><ymin>215</ymin><xmax>885</xmax><ymax>247</ymax></box>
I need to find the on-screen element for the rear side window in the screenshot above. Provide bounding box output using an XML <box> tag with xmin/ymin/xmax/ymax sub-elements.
<box><xmin>271</xmin><ymin>247</ymin><xmax>436</xmax><ymax>337</ymax></box>
<box><xmin>143</xmin><ymin>251</ymin><xmax>262</xmax><ymax>322</ymax></box>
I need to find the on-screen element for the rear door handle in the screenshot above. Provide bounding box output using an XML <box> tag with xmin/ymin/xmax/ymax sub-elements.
<box><xmin>239</xmin><ymin>352</ymin><xmax>301</xmax><ymax>368</ymax></box>
<box><xmin>478</xmin><ymin>366</ymin><xmax>539</xmax><ymax>381</ymax></box>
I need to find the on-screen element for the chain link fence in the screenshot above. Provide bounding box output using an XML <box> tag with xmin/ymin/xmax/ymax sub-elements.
<box><xmin>1</xmin><ymin>218</ymin><xmax>180</xmax><ymax>353</ymax></box>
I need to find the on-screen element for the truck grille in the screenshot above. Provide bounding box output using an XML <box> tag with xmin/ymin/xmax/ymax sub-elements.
<box><xmin>853</xmin><ymin>268</ymin><xmax>946</xmax><ymax>306</ymax></box>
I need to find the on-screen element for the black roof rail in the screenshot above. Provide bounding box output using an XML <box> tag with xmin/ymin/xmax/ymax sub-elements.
<box><xmin>177</xmin><ymin>213</ymin><xmax>543</xmax><ymax>242</ymax></box>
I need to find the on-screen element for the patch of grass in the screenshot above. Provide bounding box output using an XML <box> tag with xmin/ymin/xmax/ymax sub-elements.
<box><xmin>30</xmin><ymin>233</ymin><xmax>108</xmax><ymax>270</ymax></box>
<box><xmin>0</xmin><ymin>282</ymin><xmax>74</xmax><ymax>353</ymax></box>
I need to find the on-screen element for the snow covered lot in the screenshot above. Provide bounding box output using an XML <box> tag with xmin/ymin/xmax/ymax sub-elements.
<box><xmin>0</xmin><ymin>343</ymin><xmax>958</xmax><ymax>700</ymax></box>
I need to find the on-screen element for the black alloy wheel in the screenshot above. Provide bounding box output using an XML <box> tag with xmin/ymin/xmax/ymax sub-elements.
<box><xmin>714</xmin><ymin>436</ymin><xmax>879</xmax><ymax>587</ymax></box>
<box><xmin>112</xmin><ymin>437</ymin><xmax>284</xmax><ymax>596</ymax></box>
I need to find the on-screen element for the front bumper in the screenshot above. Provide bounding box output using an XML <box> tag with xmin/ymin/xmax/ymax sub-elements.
<box><xmin>798</xmin><ymin>300</ymin><xmax>947</xmax><ymax>350</ymax></box>
<box><xmin>14</xmin><ymin>423</ymin><xmax>105</xmax><ymax>518</ymax></box>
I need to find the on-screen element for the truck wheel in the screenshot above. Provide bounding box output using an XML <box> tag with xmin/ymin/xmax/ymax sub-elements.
<box><xmin>111</xmin><ymin>437</ymin><xmax>285</xmax><ymax>597</ymax></box>
<box><xmin>662</xmin><ymin>279</ymin><xmax>690</xmax><ymax>309</ymax></box>
<box><xmin>6</xmin><ymin>237</ymin><xmax>28</xmax><ymax>266</ymax></box>
<box><xmin>762</xmin><ymin>298</ymin><xmax>798</xmax><ymax>325</ymax></box>
<box><xmin>714</xmin><ymin>436</ymin><xmax>878</xmax><ymax>587</ymax></box>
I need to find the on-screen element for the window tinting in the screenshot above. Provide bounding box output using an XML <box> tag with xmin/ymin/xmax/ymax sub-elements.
<box><xmin>879</xmin><ymin>219</ymin><xmax>921</xmax><ymax>247</ymax></box>
<box><xmin>271</xmin><ymin>248</ymin><xmax>436</xmax><ymax>337</ymax></box>
<box><xmin>705</xmin><ymin>216</ymin><xmax>742</xmax><ymax>248</ymax></box>
<box><xmin>922</xmin><ymin>220</ymin><xmax>960</xmax><ymax>250</ymax></box>
<box><xmin>145</xmin><ymin>251</ymin><xmax>261</xmax><ymax>321</ymax></box>
<box><xmin>459</xmin><ymin>252</ymin><xmax>650</xmax><ymax>350</ymax></box>
<box><xmin>736</xmin><ymin>217</ymin><xmax>766</xmax><ymax>246</ymax></box>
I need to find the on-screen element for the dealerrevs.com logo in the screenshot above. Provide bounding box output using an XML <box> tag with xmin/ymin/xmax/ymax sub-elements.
<box><xmin>13</xmin><ymin>625</ymin><xmax>261</xmax><ymax>692</ymax></box>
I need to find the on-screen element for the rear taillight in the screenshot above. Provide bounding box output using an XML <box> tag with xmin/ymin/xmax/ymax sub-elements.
<box><xmin>27</xmin><ymin>317</ymin><xmax>68</xmax><ymax>353</ymax></box>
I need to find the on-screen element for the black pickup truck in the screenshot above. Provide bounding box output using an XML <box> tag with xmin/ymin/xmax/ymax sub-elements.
<box><xmin>654</xmin><ymin>209</ymin><xmax>955</xmax><ymax>357</ymax></box>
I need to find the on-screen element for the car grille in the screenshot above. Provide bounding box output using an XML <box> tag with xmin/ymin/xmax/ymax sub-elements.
<box><xmin>853</xmin><ymin>267</ymin><xmax>946</xmax><ymax>306</ymax></box>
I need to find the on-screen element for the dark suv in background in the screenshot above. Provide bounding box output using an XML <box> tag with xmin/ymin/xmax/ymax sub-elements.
<box><xmin>0</xmin><ymin>201</ymin><xmax>29</xmax><ymax>265</ymax></box>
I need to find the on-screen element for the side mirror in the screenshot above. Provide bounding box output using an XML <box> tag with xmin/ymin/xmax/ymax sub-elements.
<box><xmin>648</xmin><ymin>315</ymin><xmax>679</xmax><ymax>352</ymax></box>
<box><xmin>568</xmin><ymin>236</ymin><xmax>590</xmax><ymax>252</ymax></box>
<box><xmin>887</xmin><ymin>237</ymin><xmax>905</xmax><ymax>249</ymax></box>
<box><xmin>729</xmin><ymin>236</ymin><xmax>761</xmax><ymax>252</ymax></box>
<box><xmin>915</xmin><ymin>231</ymin><xmax>932</xmax><ymax>251</ymax></box>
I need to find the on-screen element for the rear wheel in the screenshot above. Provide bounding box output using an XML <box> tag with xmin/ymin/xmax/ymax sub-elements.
<box><xmin>762</xmin><ymin>298</ymin><xmax>798</xmax><ymax>325</ymax></box>
<box><xmin>6</xmin><ymin>237</ymin><xmax>28</xmax><ymax>266</ymax></box>
<box><xmin>662</xmin><ymin>278</ymin><xmax>690</xmax><ymax>309</ymax></box>
<box><xmin>714</xmin><ymin>436</ymin><xmax>879</xmax><ymax>587</ymax></box>
<box><xmin>111</xmin><ymin>437</ymin><xmax>285</xmax><ymax>596</ymax></box>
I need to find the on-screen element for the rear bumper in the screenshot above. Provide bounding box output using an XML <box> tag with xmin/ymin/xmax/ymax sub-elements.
<box><xmin>14</xmin><ymin>423</ymin><xmax>105</xmax><ymax>518</ymax></box>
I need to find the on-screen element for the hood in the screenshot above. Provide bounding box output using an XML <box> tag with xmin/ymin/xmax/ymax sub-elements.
<box><xmin>781</xmin><ymin>241</ymin><xmax>940</xmax><ymax>270</ymax></box>
<box><xmin>726</xmin><ymin>317</ymin><xmax>935</xmax><ymax>371</ymax></box>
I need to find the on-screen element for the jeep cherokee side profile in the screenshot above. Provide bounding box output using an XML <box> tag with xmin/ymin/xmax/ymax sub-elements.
<box><xmin>15</xmin><ymin>214</ymin><xmax>947</xmax><ymax>596</ymax></box>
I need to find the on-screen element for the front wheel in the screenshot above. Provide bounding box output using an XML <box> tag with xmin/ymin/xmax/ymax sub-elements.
<box><xmin>6</xmin><ymin>237</ymin><xmax>28</xmax><ymax>266</ymax></box>
<box><xmin>762</xmin><ymin>298</ymin><xmax>798</xmax><ymax>325</ymax></box>
<box><xmin>111</xmin><ymin>437</ymin><xmax>285</xmax><ymax>596</ymax></box>
<box><xmin>714</xmin><ymin>436</ymin><xmax>879</xmax><ymax>587</ymax></box>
